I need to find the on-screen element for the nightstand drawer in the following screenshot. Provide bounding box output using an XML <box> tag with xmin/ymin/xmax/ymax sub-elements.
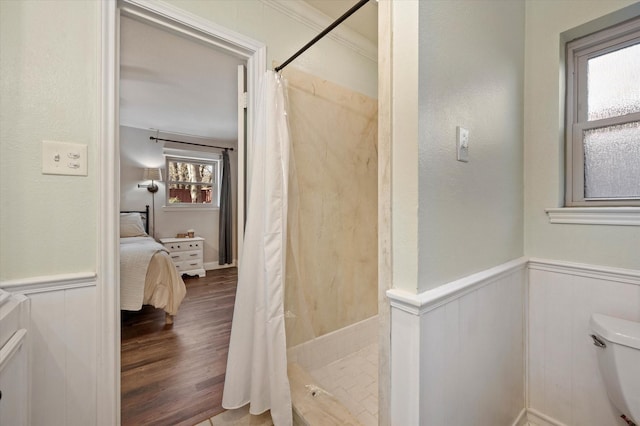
<box><xmin>165</xmin><ymin>240</ymin><xmax>203</xmax><ymax>252</ymax></box>
<box><xmin>168</xmin><ymin>249</ymin><xmax>202</xmax><ymax>262</ymax></box>
<box><xmin>159</xmin><ymin>237</ymin><xmax>206</xmax><ymax>278</ymax></box>
<box><xmin>174</xmin><ymin>259</ymin><xmax>203</xmax><ymax>272</ymax></box>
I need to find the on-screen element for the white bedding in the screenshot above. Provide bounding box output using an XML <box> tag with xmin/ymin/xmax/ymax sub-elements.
<box><xmin>120</xmin><ymin>236</ymin><xmax>186</xmax><ymax>315</ymax></box>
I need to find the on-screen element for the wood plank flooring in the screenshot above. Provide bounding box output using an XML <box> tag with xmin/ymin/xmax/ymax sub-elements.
<box><xmin>121</xmin><ymin>268</ymin><xmax>237</xmax><ymax>426</ymax></box>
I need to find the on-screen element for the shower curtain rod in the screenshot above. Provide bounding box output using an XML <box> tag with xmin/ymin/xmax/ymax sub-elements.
<box><xmin>274</xmin><ymin>0</ymin><xmax>371</xmax><ymax>73</ymax></box>
<box><xmin>150</xmin><ymin>136</ymin><xmax>234</xmax><ymax>151</ymax></box>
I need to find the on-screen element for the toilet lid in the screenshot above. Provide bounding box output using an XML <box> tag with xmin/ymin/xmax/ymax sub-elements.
<box><xmin>591</xmin><ymin>314</ymin><xmax>640</xmax><ymax>350</ymax></box>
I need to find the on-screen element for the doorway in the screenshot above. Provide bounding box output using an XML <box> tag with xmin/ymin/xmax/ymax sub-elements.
<box><xmin>118</xmin><ymin>13</ymin><xmax>243</xmax><ymax>425</ymax></box>
<box><xmin>98</xmin><ymin>1</ymin><xmax>266</xmax><ymax>424</ymax></box>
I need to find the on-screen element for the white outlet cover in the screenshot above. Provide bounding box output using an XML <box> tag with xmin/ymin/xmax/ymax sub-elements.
<box><xmin>42</xmin><ymin>140</ymin><xmax>88</xmax><ymax>176</ymax></box>
<box><xmin>456</xmin><ymin>126</ymin><xmax>469</xmax><ymax>162</ymax></box>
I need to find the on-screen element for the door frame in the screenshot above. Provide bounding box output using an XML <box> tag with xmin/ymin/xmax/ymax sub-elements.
<box><xmin>98</xmin><ymin>1</ymin><xmax>265</xmax><ymax>423</ymax></box>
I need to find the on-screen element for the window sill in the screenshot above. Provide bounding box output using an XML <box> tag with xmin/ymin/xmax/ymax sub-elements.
<box><xmin>545</xmin><ymin>207</ymin><xmax>640</xmax><ymax>226</ymax></box>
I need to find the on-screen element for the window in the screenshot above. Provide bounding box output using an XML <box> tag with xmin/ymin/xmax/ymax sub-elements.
<box><xmin>165</xmin><ymin>156</ymin><xmax>221</xmax><ymax>208</ymax></box>
<box><xmin>565</xmin><ymin>17</ymin><xmax>640</xmax><ymax>206</ymax></box>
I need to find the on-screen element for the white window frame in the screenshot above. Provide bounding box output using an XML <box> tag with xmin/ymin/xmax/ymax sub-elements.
<box><xmin>164</xmin><ymin>155</ymin><xmax>222</xmax><ymax>209</ymax></box>
<box><xmin>565</xmin><ymin>16</ymin><xmax>640</xmax><ymax>207</ymax></box>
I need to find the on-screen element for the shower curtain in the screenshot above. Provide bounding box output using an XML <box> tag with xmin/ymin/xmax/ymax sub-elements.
<box><xmin>222</xmin><ymin>70</ymin><xmax>292</xmax><ymax>426</ymax></box>
<box><xmin>218</xmin><ymin>149</ymin><xmax>232</xmax><ymax>265</ymax></box>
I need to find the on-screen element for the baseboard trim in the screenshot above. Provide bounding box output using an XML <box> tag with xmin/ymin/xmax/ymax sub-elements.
<box><xmin>527</xmin><ymin>408</ymin><xmax>568</xmax><ymax>426</ymax></box>
<box><xmin>0</xmin><ymin>272</ymin><xmax>97</xmax><ymax>294</ymax></box>
<box><xmin>204</xmin><ymin>260</ymin><xmax>237</xmax><ymax>271</ymax></box>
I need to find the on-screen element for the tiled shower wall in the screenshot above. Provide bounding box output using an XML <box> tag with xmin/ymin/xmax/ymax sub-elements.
<box><xmin>282</xmin><ymin>66</ymin><xmax>378</xmax><ymax>348</ymax></box>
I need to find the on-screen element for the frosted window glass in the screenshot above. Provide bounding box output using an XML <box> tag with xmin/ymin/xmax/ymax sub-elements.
<box><xmin>587</xmin><ymin>43</ymin><xmax>640</xmax><ymax>121</ymax></box>
<box><xmin>584</xmin><ymin>121</ymin><xmax>640</xmax><ymax>198</ymax></box>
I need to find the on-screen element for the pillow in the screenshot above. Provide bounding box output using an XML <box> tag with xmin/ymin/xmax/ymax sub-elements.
<box><xmin>120</xmin><ymin>213</ymin><xmax>147</xmax><ymax>237</ymax></box>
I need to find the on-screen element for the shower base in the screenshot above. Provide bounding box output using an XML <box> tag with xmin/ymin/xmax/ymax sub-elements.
<box><xmin>288</xmin><ymin>341</ymin><xmax>379</xmax><ymax>426</ymax></box>
<box><xmin>207</xmin><ymin>317</ymin><xmax>378</xmax><ymax>426</ymax></box>
<box><xmin>206</xmin><ymin>343</ymin><xmax>378</xmax><ymax>426</ymax></box>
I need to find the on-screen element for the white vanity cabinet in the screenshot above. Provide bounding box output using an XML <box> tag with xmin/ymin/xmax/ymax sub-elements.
<box><xmin>160</xmin><ymin>237</ymin><xmax>206</xmax><ymax>277</ymax></box>
<box><xmin>0</xmin><ymin>290</ymin><xmax>29</xmax><ymax>426</ymax></box>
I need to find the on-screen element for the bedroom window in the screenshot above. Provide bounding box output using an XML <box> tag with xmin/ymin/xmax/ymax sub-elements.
<box><xmin>565</xmin><ymin>16</ymin><xmax>640</xmax><ymax>206</ymax></box>
<box><xmin>165</xmin><ymin>156</ymin><xmax>221</xmax><ymax>208</ymax></box>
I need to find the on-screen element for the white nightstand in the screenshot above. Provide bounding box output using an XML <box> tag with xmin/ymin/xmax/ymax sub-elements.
<box><xmin>159</xmin><ymin>237</ymin><xmax>206</xmax><ymax>277</ymax></box>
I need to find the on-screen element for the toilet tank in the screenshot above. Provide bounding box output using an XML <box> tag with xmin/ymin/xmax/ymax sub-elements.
<box><xmin>590</xmin><ymin>313</ymin><xmax>640</xmax><ymax>424</ymax></box>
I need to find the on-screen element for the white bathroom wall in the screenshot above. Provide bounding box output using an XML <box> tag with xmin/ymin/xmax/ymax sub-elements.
<box><xmin>0</xmin><ymin>1</ymin><xmax>376</xmax><ymax>424</ymax></box>
<box><xmin>528</xmin><ymin>260</ymin><xmax>640</xmax><ymax>426</ymax></box>
<box><xmin>0</xmin><ymin>2</ymin><xmax>100</xmax><ymax>423</ymax></box>
<box><xmin>388</xmin><ymin>258</ymin><xmax>527</xmax><ymax>425</ymax></box>
<box><xmin>0</xmin><ymin>0</ymin><xmax>99</xmax><ymax>280</ymax></box>
<box><xmin>1</xmin><ymin>276</ymin><xmax>97</xmax><ymax>426</ymax></box>
<box><xmin>524</xmin><ymin>0</ymin><xmax>640</xmax><ymax>269</ymax></box>
<box><xmin>417</xmin><ymin>0</ymin><xmax>525</xmax><ymax>291</ymax></box>
<box><xmin>523</xmin><ymin>2</ymin><xmax>640</xmax><ymax>424</ymax></box>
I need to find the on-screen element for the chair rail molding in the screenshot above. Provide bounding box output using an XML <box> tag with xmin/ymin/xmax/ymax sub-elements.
<box><xmin>528</xmin><ymin>257</ymin><xmax>640</xmax><ymax>285</ymax></box>
<box><xmin>387</xmin><ymin>257</ymin><xmax>528</xmax><ymax>316</ymax></box>
<box><xmin>0</xmin><ymin>272</ymin><xmax>96</xmax><ymax>295</ymax></box>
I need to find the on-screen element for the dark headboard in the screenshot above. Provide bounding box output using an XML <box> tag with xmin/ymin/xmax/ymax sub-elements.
<box><xmin>120</xmin><ymin>205</ymin><xmax>150</xmax><ymax>235</ymax></box>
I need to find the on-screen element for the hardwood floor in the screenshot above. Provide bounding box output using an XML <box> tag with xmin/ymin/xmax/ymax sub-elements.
<box><xmin>121</xmin><ymin>268</ymin><xmax>237</xmax><ymax>426</ymax></box>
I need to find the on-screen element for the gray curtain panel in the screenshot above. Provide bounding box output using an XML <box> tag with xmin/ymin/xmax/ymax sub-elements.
<box><xmin>218</xmin><ymin>150</ymin><xmax>233</xmax><ymax>265</ymax></box>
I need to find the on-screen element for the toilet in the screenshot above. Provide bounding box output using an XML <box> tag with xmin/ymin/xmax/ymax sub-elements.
<box><xmin>590</xmin><ymin>313</ymin><xmax>640</xmax><ymax>425</ymax></box>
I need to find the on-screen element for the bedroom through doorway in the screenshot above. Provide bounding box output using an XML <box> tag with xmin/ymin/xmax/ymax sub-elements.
<box><xmin>117</xmin><ymin>10</ymin><xmax>247</xmax><ymax>426</ymax></box>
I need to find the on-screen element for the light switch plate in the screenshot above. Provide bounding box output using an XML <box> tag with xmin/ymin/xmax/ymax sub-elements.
<box><xmin>42</xmin><ymin>140</ymin><xmax>88</xmax><ymax>176</ymax></box>
<box><xmin>456</xmin><ymin>126</ymin><xmax>469</xmax><ymax>162</ymax></box>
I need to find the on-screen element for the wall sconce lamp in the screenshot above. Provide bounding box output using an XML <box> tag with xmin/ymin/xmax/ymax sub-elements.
<box><xmin>138</xmin><ymin>168</ymin><xmax>162</xmax><ymax>193</ymax></box>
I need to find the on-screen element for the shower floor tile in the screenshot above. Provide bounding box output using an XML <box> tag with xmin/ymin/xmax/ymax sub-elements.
<box><xmin>308</xmin><ymin>343</ymin><xmax>378</xmax><ymax>426</ymax></box>
<box><xmin>208</xmin><ymin>406</ymin><xmax>273</xmax><ymax>426</ymax></box>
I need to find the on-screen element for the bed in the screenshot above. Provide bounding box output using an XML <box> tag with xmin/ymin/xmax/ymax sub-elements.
<box><xmin>120</xmin><ymin>207</ymin><xmax>186</xmax><ymax>324</ymax></box>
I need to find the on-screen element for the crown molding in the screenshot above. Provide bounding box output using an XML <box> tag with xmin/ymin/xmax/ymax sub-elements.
<box><xmin>261</xmin><ymin>0</ymin><xmax>377</xmax><ymax>62</ymax></box>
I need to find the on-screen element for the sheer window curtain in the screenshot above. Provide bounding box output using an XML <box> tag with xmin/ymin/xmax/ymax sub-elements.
<box><xmin>222</xmin><ymin>70</ymin><xmax>293</xmax><ymax>426</ymax></box>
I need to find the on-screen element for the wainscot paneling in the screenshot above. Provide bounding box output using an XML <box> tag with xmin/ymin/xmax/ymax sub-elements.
<box><xmin>388</xmin><ymin>257</ymin><xmax>527</xmax><ymax>426</ymax></box>
<box><xmin>1</xmin><ymin>273</ymin><xmax>97</xmax><ymax>426</ymax></box>
<box><xmin>528</xmin><ymin>259</ymin><xmax>640</xmax><ymax>426</ymax></box>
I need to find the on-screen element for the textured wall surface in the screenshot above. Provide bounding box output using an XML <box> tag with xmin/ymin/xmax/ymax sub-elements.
<box><xmin>0</xmin><ymin>0</ymin><xmax>98</xmax><ymax>280</ymax></box>
<box><xmin>417</xmin><ymin>0</ymin><xmax>526</xmax><ymax>291</ymax></box>
<box><xmin>283</xmin><ymin>67</ymin><xmax>378</xmax><ymax>347</ymax></box>
<box><xmin>524</xmin><ymin>0</ymin><xmax>640</xmax><ymax>269</ymax></box>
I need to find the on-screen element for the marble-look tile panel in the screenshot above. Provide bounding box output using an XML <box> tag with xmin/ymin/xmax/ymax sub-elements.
<box><xmin>282</xmin><ymin>66</ymin><xmax>378</xmax><ymax>347</ymax></box>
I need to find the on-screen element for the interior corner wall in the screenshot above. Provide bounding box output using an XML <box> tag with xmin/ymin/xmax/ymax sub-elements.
<box><xmin>523</xmin><ymin>0</ymin><xmax>640</xmax><ymax>269</ymax></box>
<box><xmin>161</xmin><ymin>0</ymin><xmax>377</xmax><ymax>99</ymax></box>
<box><xmin>120</xmin><ymin>126</ymin><xmax>238</xmax><ymax>266</ymax></box>
<box><xmin>417</xmin><ymin>0</ymin><xmax>526</xmax><ymax>291</ymax></box>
